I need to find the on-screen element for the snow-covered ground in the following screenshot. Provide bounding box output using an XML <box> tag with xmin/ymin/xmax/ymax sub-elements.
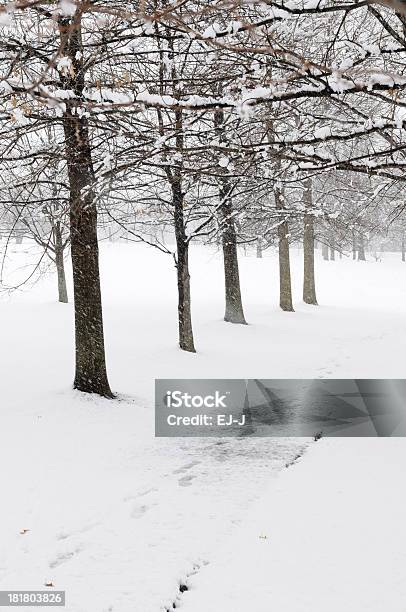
<box><xmin>181</xmin><ymin>438</ymin><xmax>406</xmax><ymax>612</ymax></box>
<box><xmin>0</xmin><ymin>241</ymin><xmax>405</xmax><ymax>611</ymax></box>
<box><xmin>0</xmin><ymin>393</ymin><xmax>307</xmax><ymax>612</ymax></box>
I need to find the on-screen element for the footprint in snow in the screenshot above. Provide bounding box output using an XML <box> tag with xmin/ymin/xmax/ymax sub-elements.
<box><xmin>172</xmin><ymin>460</ymin><xmax>201</xmax><ymax>475</ymax></box>
<box><xmin>178</xmin><ymin>474</ymin><xmax>196</xmax><ymax>487</ymax></box>
<box><xmin>131</xmin><ymin>504</ymin><xmax>150</xmax><ymax>519</ymax></box>
<box><xmin>49</xmin><ymin>546</ymin><xmax>83</xmax><ymax>568</ymax></box>
<box><xmin>55</xmin><ymin>522</ymin><xmax>99</xmax><ymax>541</ymax></box>
<box><xmin>123</xmin><ymin>487</ymin><xmax>158</xmax><ymax>502</ymax></box>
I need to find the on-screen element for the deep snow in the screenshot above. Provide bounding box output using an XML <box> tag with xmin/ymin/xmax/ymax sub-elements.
<box><xmin>0</xmin><ymin>241</ymin><xmax>405</xmax><ymax>611</ymax></box>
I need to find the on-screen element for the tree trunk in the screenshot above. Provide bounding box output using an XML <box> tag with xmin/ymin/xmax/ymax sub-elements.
<box><xmin>256</xmin><ymin>237</ymin><xmax>263</xmax><ymax>258</ymax></box>
<box><xmin>358</xmin><ymin>234</ymin><xmax>366</xmax><ymax>261</ymax></box>
<box><xmin>54</xmin><ymin>222</ymin><xmax>68</xmax><ymax>303</ymax></box>
<box><xmin>402</xmin><ymin>232</ymin><xmax>405</xmax><ymax>262</ymax></box>
<box><xmin>322</xmin><ymin>243</ymin><xmax>329</xmax><ymax>260</ymax></box>
<box><xmin>221</xmin><ymin>211</ymin><xmax>247</xmax><ymax>324</ymax></box>
<box><xmin>66</xmin><ymin>141</ymin><xmax>112</xmax><ymax>396</ymax></box>
<box><xmin>215</xmin><ymin>109</ymin><xmax>246</xmax><ymax>324</ymax></box>
<box><xmin>60</xmin><ymin>15</ymin><xmax>113</xmax><ymax>397</ymax></box>
<box><xmin>276</xmin><ymin>188</ymin><xmax>294</xmax><ymax>312</ymax></box>
<box><xmin>330</xmin><ymin>247</ymin><xmax>335</xmax><ymax>261</ymax></box>
<box><xmin>302</xmin><ymin>179</ymin><xmax>317</xmax><ymax>305</ymax></box>
<box><xmin>173</xmin><ymin>181</ymin><xmax>196</xmax><ymax>352</ymax></box>
<box><xmin>352</xmin><ymin>233</ymin><xmax>357</xmax><ymax>260</ymax></box>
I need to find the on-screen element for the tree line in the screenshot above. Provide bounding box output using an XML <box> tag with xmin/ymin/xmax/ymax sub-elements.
<box><xmin>1</xmin><ymin>0</ymin><xmax>406</xmax><ymax>397</ymax></box>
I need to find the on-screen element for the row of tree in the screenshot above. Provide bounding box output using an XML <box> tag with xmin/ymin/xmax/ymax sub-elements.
<box><xmin>1</xmin><ymin>0</ymin><xmax>406</xmax><ymax>397</ymax></box>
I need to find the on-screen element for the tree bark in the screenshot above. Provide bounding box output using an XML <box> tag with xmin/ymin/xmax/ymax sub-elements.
<box><xmin>256</xmin><ymin>237</ymin><xmax>263</xmax><ymax>258</ymax></box>
<box><xmin>358</xmin><ymin>234</ymin><xmax>366</xmax><ymax>261</ymax></box>
<box><xmin>302</xmin><ymin>179</ymin><xmax>317</xmax><ymax>305</ymax></box>
<box><xmin>156</xmin><ymin>38</ymin><xmax>196</xmax><ymax>352</ymax></box>
<box><xmin>172</xmin><ymin>180</ymin><xmax>195</xmax><ymax>352</ymax></box>
<box><xmin>352</xmin><ymin>233</ymin><xmax>357</xmax><ymax>260</ymax></box>
<box><xmin>59</xmin><ymin>15</ymin><xmax>113</xmax><ymax>397</ymax></box>
<box><xmin>322</xmin><ymin>243</ymin><xmax>329</xmax><ymax>260</ymax></box>
<box><xmin>276</xmin><ymin>188</ymin><xmax>294</xmax><ymax>312</ymax></box>
<box><xmin>214</xmin><ymin>109</ymin><xmax>246</xmax><ymax>324</ymax></box>
<box><xmin>54</xmin><ymin>222</ymin><xmax>68</xmax><ymax>304</ymax></box>
<box><xmin>330</xmin><ymin>247</ymin><xmax>335</xmax><ymax>261</ymax></box>
<box><xmin>402</xmin><ymin>231</ymin><xmax>405</xmax><ymax>262</ymax></box>
<box><xmin>220</xmin><ymin>202</ymin><xmax>247</xmax><ymax>324</ymax></box>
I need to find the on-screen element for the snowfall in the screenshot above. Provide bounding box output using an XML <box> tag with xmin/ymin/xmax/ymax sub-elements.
<box><xmin>1</xmin><ymin>240</ymin><xmax>406</xmax><ymax>612</ymax></box>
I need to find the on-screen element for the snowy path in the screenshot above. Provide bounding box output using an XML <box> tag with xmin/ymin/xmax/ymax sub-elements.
<box><xmin>181</xmin><ymin>438</ymin><xmax>406</xmax><ymax>612</ymax></box>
